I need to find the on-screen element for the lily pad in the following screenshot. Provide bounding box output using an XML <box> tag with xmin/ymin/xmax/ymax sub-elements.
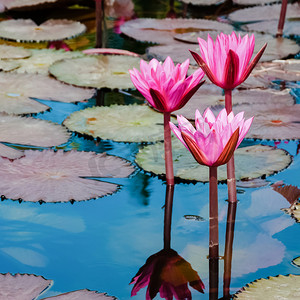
<box><xmin>147</xmin><ymin>33</ymin><xmax>300</xmax><ymax>64</ymax></box>
<box><xmin>236</xmin><ymin>178</ymin><xmax>270</xmax><ymax>188</ymax></box>
<box><xmin>272</xmin><ymin>184</ymin><xmax>300</xmax><ymax>206</ymax></box>
<box><xmin>0</xmin><ymin>72</ymin><xmax>95</xmax><ymax>115</ymax></box>
<box><xmin>0</xmin><ymin>60</ymin><xmax>20</xmax><ymax>72</ymax></box>
<box><xmin>0</xmin><ymin>143</ymin><xmax>24</xmax><ymax>159</ymax></box>
<box><xmin>233</xmin><ymin>274</ymin><xmax>300</xmax><ymax>299</ymax></box>
<box><xmin>0</xmin><ymin>273</ymin><xmax>116</xmax><ymax>299</ymax></box>
<box><xmin>0</xmin><ymin>114</ymin><xmax>70</xmax><ymax>147</ymax></box>
<box><xmin>120</xmin><ymin>18</ymin><xmax>233</xmax><ymax>44</ymax></box>
<box><xmin>173</xmin><ymin>86</ymin><xmax>294</xmax><ymax>120</ymax></box>
<box><xmin>63</xmin><ymin>104</ymin><xmax>175</xmax><ymax>143</ymax></box>
<box><xmin>228</xmin><ymin>3</ymin><xmax>300</xmax><ymax>23</ymax></box>
<box><xmin>1</xmin><ymin>0</ymin><xmax>59</xmax><ymax>10</ymax></box>
<box><xmin>0</xmin><ymin>19</ymin><xmax>86</xmax><ymax>43</ymax></box>
<box><xmin>0</xmin><ymin>44</ymin><xmax>31</xmax><ymax>59</ymax></box>
<box><xmin>283</xmin><ymin>202</ymin><xmax>300</xmax><ymax>223</ymax></box>
<box><xmin>178</xmin><ymin>0</ymin><xmax>224</xmax><ymax>5</ymax></box>
<box><xmin>50</xmin><ymin>55</ymin><xmax>141</xmax><ymax>89</ymax></box>
<box><xmin>0</xmin><ymin>149</ymin><xmax>135</xmax><ymax>202</ymax></box>
<box><xmin>232</xmin><ymin>0</ymin><xmax>278</xmax><ymax>4</ymax></box>
<box><xmin>135</xmin><ymin>141</ymin><xmax>292</xmax><ymax>182</ymax></box>
<box><xmin>292</xmin><ymin>256</ymin><xmax>300</xmax><ymax>267</ymax></box>
<box><xmin>12</xmin><ymin>48</ymin><xmax>84</xmax><ymax>75</ymax></box>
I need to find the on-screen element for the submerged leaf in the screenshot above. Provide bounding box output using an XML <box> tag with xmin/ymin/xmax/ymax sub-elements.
<box><xmin>0</xmin><ymin>142</ymin><xmax>24</xmax><ymax>159</ymax></box>
<box><xmin>0</xmin><ymin>149</ymin><xmax>135</xmax><ymax>202</ymax></box>
<box><xmin>49</xmin><ymin>55</ymin><xmax>141</xmax><ymax>89</ymax></box>
<box><xmin>0</xmin><ymin>114</ymin><xmax>70</xmax><ymax>147</ymax></box>
<box><xmin>0</xmin><ymin>19</ymin><xmax>86</xmax><ymax>42</ymax></box>
<box><xmin>63</xmin><ymin>105</ymin><xmax>174</xmax><ymax>143</ymax></box>
<box><xmin>234</xmin><ymin>274</ymin><xmax>300</xmax><ymax>299</ymax></box>
<box><xmin>136</xmin><ymin>141</ymin><xmax>292</xmax><ymax>182</ymax></box>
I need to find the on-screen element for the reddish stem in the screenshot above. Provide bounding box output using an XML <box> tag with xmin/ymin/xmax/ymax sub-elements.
<box><xmin>164</xmin><ymin>112</ymin><xmax>175</xmax><ymax>186</ymax></box>
<box><xmin>276</xmin><ymin>0</ymin><xmax>288</xmax><ymax>37</ymax></box>
<box><xmin>163</xmin><ymin>184</ymin><xmax>175</xmax><ymax>250</ymax></box>
<box><xmin>209</xmin><ymin>166</ymin><xmax>219</xmax><ymax>300</ymax></box>
<box><xmin>95</xmin><ymin>0</ymin><xmax>103</xmax><ymax>48</ymax></box>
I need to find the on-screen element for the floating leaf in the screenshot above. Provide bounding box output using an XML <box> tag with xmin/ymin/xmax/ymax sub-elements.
<box><xmin>120</xmin><ymin>18</ymin><xmax>233</xmax><ymax>44</ymax></box>
<box><xmin>1</xmin><ymin>0</ymin><xmax>60</xmax><ymax>11</ymax></box>
<box><xmin>0</xmin><ymin>19</ymin><xmax>86</xmax><ymax>42</ymax></box>
<box><xmin>43</xmin><ymin>289</ymin><xmax>116</xmax><ymax>299</ymax></box>
<box><xmin>272</xmin><ymin>184</ymin><xmax>300</xmax><ymax>206</ymax></box>
<box><xmin>0</xmin><ymin>44</ymin><xmax>31</xmax><ymax>59</ymax></box>
<box><xmin>292</xmin><ymin>256</ymin><xmax>300</xmax><ymax>267</ymax></box>
<box><xmin>136</xmin><ymin>141</ymin><xmax>292</xmax><ymax>182</ymax></box>
<box><xmin>283</xmin><ymin>202</ymin><xmax>300</xmax><ymax>223</ymax></box>
<box><xmin>0</xmin><ymin>60</ymin><xmax>20</xmax><ymax>72</ymax></box>
<box><xmin>0</xmin><ymin>114</ymin><xmax>70</xmax><ymax>147</ymax></box>
<box><xmin>0</xmin><ymin>149</ymin><xmax>135</xmax><ymax>202</ymax></box>
<box><xmin>236</xmin><ymin>178</ymin><xmax>270</xmax><ymax>188</ymax></box>
<box><xmin>228</xmin><ymin>3</ymin><xmax>300</xmax><ymax>23</ymax></box>
<box><xmin>12</xmin><ymin>48</ymin><xmax>84</xmax><ymax>75</ymax></box>
<box><xmin>171</xmin><ymin>0</ymin><xmax>225</xmax><ymax>5</ymax></box>
<box><xmin>49</xmin><ymin>55</ymin><xmax>141</xmax><ymax>89</ymax></box>
<box><xmin>232</xmin><ymin>0</ymin><xmax>277</xmax><ymax>4</ymax></box>
<box><xmin>63</xmin><ymin>105</ymin><xmax>175</xmax><ymax>143</ymax></box>
<box><xmin>147</xmin><ymin>33</ymin><xmax>300</xmax><ymax>64</ymax></box>
<box><xmin>173</xmin><ymin>86</ymin><xmax>294</xmax><ymax>120</ymax></box>
<box><xmin>0</xmin><ymin>143</ymin><xmax>24</xmax><ymax>159</ymax></box>
<box><xmin>234</xmin><ymin>274</ymin><xmax>300</xmax><ymax>299</ymax></box>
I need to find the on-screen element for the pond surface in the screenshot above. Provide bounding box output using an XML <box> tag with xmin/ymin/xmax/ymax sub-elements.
<box><xmin>0</xmin><ymin>1</ymin><xmax>300</xmax><ymax>299</ymax></box>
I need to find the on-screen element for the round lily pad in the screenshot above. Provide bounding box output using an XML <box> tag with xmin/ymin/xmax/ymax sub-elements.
<box><xmin>0</xmin><ymin>149</ymin><xmax>135</xmax><ymax>202</ymax></box>
<box><xmin>147</xmin><ymin>33</ymin><xmax>300</xmax><ymax>64</ymax></box>
<box><xmin>0</xmin><ymin>44</ymin><xmax>31</xmax><ymax>59</ymax></box>
<box><xmin>178</xmin><ymin>0</ymin><xmax>224</xmax><ymax>5</ymax></box>
<box><xmin>0</xmin><ymin>19</ymin><xmax>86</xmax><ymax>43</ymax></box>
<box><xmin>228</xmin><ymin>3</ymin><xmax>300</xmax><ymax>23</ymax></box>
<box><xmin>0</xmin><ymin>60</ymin><xmax>20</xmax><ymax>72</ymax></box>
<box><xmin>49</xmin><ymin>55</ymin><xmax>141</xmax><ymax>89</ymax></box>
<box><xmin>232</xmin><ymin>0</ymin><xmax>278</xmax><ymax>4</ymax></box>
<box><xmin>292</xmin><ymin>256</ymin><xmax>300</xmax><ymax>267</ymax></box>
<box><xmin>0</xmin><ymin>143</ymin><xmax>24</xmax><ymax>159</ymax></box>
<box><xmin>135</xmin><ymin>141</ymin><xmax>292</xmax><ymax>182</ymax></box>
<box><xmin>172</xmin><ymin>86</ymin><xmax>294</xmax><ymax>120</ymax></box>
<box><xmin>63</xmin><ymin>104</ymin><xmax>175</xmax><ymax>143</ymax></box>
<box><xmin>0</xmin><ymin>114</ymin><xmax>70</xmax><ymax>147</ymax></box>
<box><xmin>120</xmin><ymin>18</ymin><xmax>233</xmax><ymax>44</ymax></box>
<box><xmin>234</xmin><ymin>274</ymin><xmax>300</xmax><ymax>299</ymax></box>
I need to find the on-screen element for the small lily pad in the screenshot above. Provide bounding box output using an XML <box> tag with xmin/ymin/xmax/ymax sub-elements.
<box><xmin>136</xmin><ymin>141</ymin><xmax>292</xmax><ymax>182</ymax></box>
<box><xmin>0</xmin><ymin>44</ymin><xmax>31</xmax><ymax>59</ymax></box>
<box><xmin>292</xmin><ymin>256</ymin><xmax>300</xmax><ymax>267</ymax></box>
<box><xmin>236</xmin><ymin>178</ymin><xmax>270</xmax><ymax>188</ymax></box>
<box><xmin>0</xmin><ymin>143</ymin><xmax>24</xmax><ymax>159</ymax></box>
<box><xmin>0</xmin><ymin>60</ymin><xmax>20</xmax><ymax>72</ymax></box>
<box><xmin>0</xmin><ymin>149</ymin><xmax>135</xmax><ymax>202</ymax></box>
<box><xmin>234</xmin><ymin>274</ymin><xmax>300</xmax><ymax>299</ymax></box>
<box><xmin>63</xmin><ymin>104</ymin><xmax>175</xmax><ymax>143</ymax></box>
<box><xmin>283</xmin><ymin>202</ymin><xmax>300</xmax><ymax>223</ymax></box>
<box><xmin>0</xmin><ymin>19</ymin><xmax>86</xmax><ymax>42</ymax></box>
<box><xmin>0</xmin><ymin>114</ymin><xmax>70</xmax><ymax>147</ymax></box>
<box><xmin>49</xmin><ymin>55</ymin><xmax>141</xmax><ymax>89</ymax></box>
<box><xmin>120</xmin><ymin>18</ymin><xmax>233</xmax><ymax>44</ymax></box>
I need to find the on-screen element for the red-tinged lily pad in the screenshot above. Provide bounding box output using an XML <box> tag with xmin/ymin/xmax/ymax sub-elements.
<box><xmin>0</xmin><ymin>44</ymin><xmax>31</xmax><ymax>59</ymax></box>
<box><xmin>272</xmin><ymin>184</ymin><xmax>300</xmax><ymax>206</ymax></box>
<box><xmin>0</xmin><ymin>143</ymin><xmax>24</xmax><ymax>159</ymax></box>
<box><xmin>179</xmin><ymin>0</ymin><xmax>224</xmax><ymax>5</ymax></box>
<box><xmin>0</xmin><ymin>149</ymin><xmax>135</xmax><ymax>202</ymax></box>
<box><xmin>173</xmin><ymin>86</ymin><xmax>294</xmax><ymax>120</ymax></box>
<box><xmin>0</xmin><ymin>19</ymin><xmax>86</xmax><ymax>43</ymax></box>
<box><xmin>0</xmin><ymin>273</ymin><xmax>116</xmax><ymax>299</ymax></box>
<box><xmin>135</xmin><ymin>141</ymin><xmax>292</xmax><ymax>182</ymax></box>
<box><xmin>63</xmin><ymin>104</ymin><xmax>175</xmax><ymax>143</ymax></box>
<box><xmin>120</xmin><ymin>18</ymin><xmax>233</xmax><ymax>44</ymax></box>
<box><xmin>0</xmin><ymin>114</ymin><xmax>70</xmax><ymax>147</ymax></box>
<box><xmin>49</xmin><ymin>55</ymin><xmax>141</xmax><ymax>89</ymax></box>
<box><xmin>12</xmin><ymin>48</ymin><xmax>85</xmax><ymax>75</ymax></box>
<box><xmin>0</xmin><ymin>73</ymin><xmax>95</xmax><ymax>115</ymax></box>
<box><xmin>228</xmin><ymin>3</ymin><xmax>300</xmax><ymax>23</ymax></box>
<box><xmin>233</xmin><ymin>274</ymin><xmax>300</xmax><ymax>299</ymax></box>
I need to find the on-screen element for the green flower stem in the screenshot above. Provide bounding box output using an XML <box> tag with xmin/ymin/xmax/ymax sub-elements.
<box><xmin>163</xmin><ymin>184</ymin><xmax>175</xmax><ymax>250</ymax></box>
<box><xmin>223</xmin><ymin>201</ymin><xmax>237</xmax><ymax>299</ymax></box>
<box><xmin>164</xmin><ymin>112</ymin><xmax>175</xmax><ymax>186</ymax></box>
<box><xmin>95</xmin><ymin>0</ymin><xmax>103</xmax><ymax>48</ymax></box>
<box><xmin>209</xmin><ymin>166</ymin><xmax>219</xmax><ymax>300</ymax></box>
<box><xmin>277</xmin><ymin>0</ymin><xmax>288</xmax><ymax>37</ymax></box>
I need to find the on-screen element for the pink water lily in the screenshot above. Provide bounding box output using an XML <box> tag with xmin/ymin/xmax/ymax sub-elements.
<box><xmin>129</xmin><ymin>56</ymin><xmax>205</xmax><ymax>112</ymax></box>
<box><xmin>190</xmin><ymin>32</ymin><xmax>267</xmax><ymax>90</ymax></box>
<box><xmin>170</xmin><ymin>108</ymin><xmax>253</xmax><ymax>167</ymax></box>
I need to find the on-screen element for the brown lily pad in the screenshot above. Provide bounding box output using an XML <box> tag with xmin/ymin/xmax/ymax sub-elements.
<box><xmin>135</xmin><ymin>141</ymin><xmax>292</xmax><ymax>182</ymax></box>
<box><xmin>49</xmin><ymin>55</ymin><xmax>141</xmax><ymax>89</ymax></box>
<box><xmin>272</xmin><ymin>184</ymin><xmax>300</xmax><ymax>206</ymax></box>
<box><xmin>228</xmin><ymin>3</ymin><xmax>300</xmax><ymax>23</ymax></box>
<box><xmin>0</xmin><ymin>149</ymin><xmax>135</xmax><ymax>202</ymax></box>
<box><xmin>0</xmin><ymin>114</ymin><xmax>70</xmax><ymax>147</ymax></box>
<box><xmin>0</xmin><ymin>143</ymin><xmax>24</xmax><ymax>159</ymax></box>
<box><xmin>0</xmin><ymin>19</ymin><xmax>86</xmax><ymax>43</ymax></box>
<box><xmin>0</xmin><ymin>44</ymin><xmax>31</xmax><ymax>59</ymax></box>
<box><xmin>120</xmin><ymin>18</ymin><xmax>233</xmax><ymax>44</ymax></box>
<box><xmin>173</xmin><ymin>85</ymin><xmax>294</xmax><ymax>120</ymax></box>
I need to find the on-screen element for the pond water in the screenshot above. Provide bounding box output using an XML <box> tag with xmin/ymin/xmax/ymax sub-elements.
<box><xmin>0</xmin><ymin>1</ymin><xmax>300</xmax><ymax>299</ymax></box>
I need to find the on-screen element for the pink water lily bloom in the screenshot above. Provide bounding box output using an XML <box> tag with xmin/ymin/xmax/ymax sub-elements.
<box><xmin>129</xmin><ymin>56</ymin><xmax>205</xmax><ymax>112</ymax></box>
<box><xmin>190</xmin><ymin>32</ymin><xmax>267</xmax><ymax>90</ymax></box>
<box><xmin>170</xmin><ymin>108</ymin><xmax>253</xmax><ymax>167</ymax></box>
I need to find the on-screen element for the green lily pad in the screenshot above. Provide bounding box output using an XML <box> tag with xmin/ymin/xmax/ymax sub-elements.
<box><xmin>292</xmin><ymin>256</ymin><xmax>300</xmax><ymax>267</ymax></box>
<box><xmin>232</xmin><ymin>0</ymin><xmax>277</xmax><ymax>4</ymax></box>
<box><xmin>0</xmin><ymin>60</ymin><xmax>20</xmax><ymax>71</ymax></box>
<box><xmin>49</xmin><ymin>55</ymin><xmax>141</xmax><ymax>89</ymax></box>
<box><xmin>63</xmin><ymin>104</ymin><xmax>175</xmax><ymax>143</ymax></box>
<box><xmin>0</xmin><ymin>44</ymin><xmax>31</xmax><ymax>59</ymax></box>
<box><xmin>234</xmin><ymin>274</ymin><xmax>300</xmax><ymax>299</ymax></box>
<box><xmin>135</xmin><ymin>140</ymin><xmax>292</xmax><ymax>182</ymax></box>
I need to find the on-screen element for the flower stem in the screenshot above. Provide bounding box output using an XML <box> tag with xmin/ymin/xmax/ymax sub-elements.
<box><xmin>163</xmin><ymin>184</ymin><xmax>174</xmax><ymax>250</ymax></box>
<box><xmin>223</xmin><ymin>201</ymin><xmax>237</xmax><ymax>299</ymax></box>
<box><xmin>95</xmin><ymin>0</ymin><xmax>103</xmax><ymax>48</ymax></box>
<box><xmin>276</xmin><ymin>0</ymin><xmax>288</xmax><ymax>37</ymax></box>
<box><xmin>209</xmin><ymin>166</ymin><xmax>219</xmax><ymax>300</ymax></box>
<box><xmin>164</xmin><ymin>112</ymin><xmax>175</xmax><ymax>186</ymax></box>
